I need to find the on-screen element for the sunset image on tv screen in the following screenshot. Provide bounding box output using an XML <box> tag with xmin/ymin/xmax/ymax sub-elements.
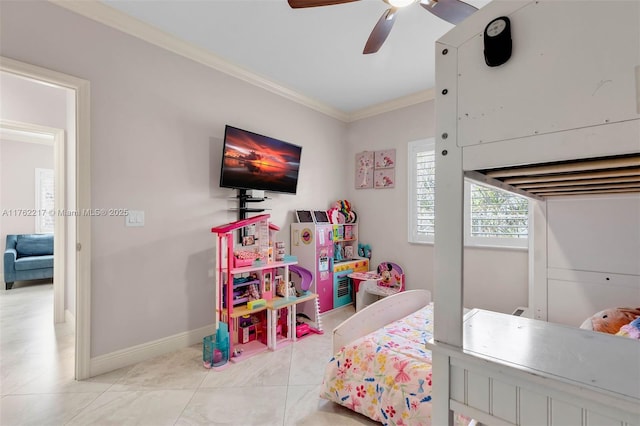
<box><xmin>221</xmin><ymin>126</ymin><xmax>301</xmax><ymax>194</ymax></box>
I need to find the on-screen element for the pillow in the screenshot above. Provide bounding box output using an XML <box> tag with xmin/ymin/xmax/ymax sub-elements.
<box><xmin>590</xmin><ymin>307</ymin><xmax>640</xmax><ymax>334</ymax></box>
<box><xmin>15</xmin><ymin>234</ymin><xmax>54</xmax><ymax>257</ymax></box>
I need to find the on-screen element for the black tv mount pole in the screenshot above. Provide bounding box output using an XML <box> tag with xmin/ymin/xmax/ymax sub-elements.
<box><xmin>236</xmin><ymin>189</ymin><xmax>267</xmax><ymax>221</ymax></box>
<box><xmin>236</xmin><ymin>189</ymin><xmax>267</xmax><ymax>243</ymax></box>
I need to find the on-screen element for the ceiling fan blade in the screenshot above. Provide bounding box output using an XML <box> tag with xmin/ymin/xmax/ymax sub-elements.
<box><xmin>288</xmin><ymin>0</ymin><xmax>359</xmax><ymax>8</ymax></box>
<box><xmin>363</xmin><ymin>7</ymin><xmax>398</xmax><ymax>55</ymax></box>
<box><xmin>420</xmin><ymin>0</ymin><xmax>478</xmax><ymax>25</ymax></box>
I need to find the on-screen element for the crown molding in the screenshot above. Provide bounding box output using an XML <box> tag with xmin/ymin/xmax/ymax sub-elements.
<box><xmin>49</xmin><ymin>0</ymin><xmax>351</xmax><ymax>122</ymax></box>
<box><xmin>49</xmin><ymin>1</ymin><xmax>434</xmax><ymax>123</ymax></box>
<box><xmin>348</xmin><ymin>88</ymin><xmax>435</xmax><ymax>121</ymax></box>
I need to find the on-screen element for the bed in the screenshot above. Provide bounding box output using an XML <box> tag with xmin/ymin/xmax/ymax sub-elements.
<box><xmin>321</xmin><ymin>290</ymin><xmax>436</xmax><ymax>425</ymax></box>
<box><xmin>428</xmin><ymin>1</ymin><xmax>640</xmax><ymax>425</ymax></box>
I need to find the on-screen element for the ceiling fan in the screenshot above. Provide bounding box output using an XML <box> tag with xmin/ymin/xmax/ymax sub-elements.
<box><xmin>288</xmin><ymin>0</ymin><xmax>478</xmax><ymax>54</ymax></box>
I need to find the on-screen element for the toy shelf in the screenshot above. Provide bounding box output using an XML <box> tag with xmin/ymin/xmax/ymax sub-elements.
<box><xmin>223</xmin><ymin>293</ymin><xmax>249</xmax><ymax>307</ymax></box>
<box><xmin>222</xmin><ymin>303</ymin><xmax>268</xmax><ymax>319</ymax></box>
<box><xmin>230</xmin><ymin>260</ymin><xmax>296</xmax><ymax>275</ymax></box>
<box><xmin>222</xmin><ymin>294</ymin><xmax>317</xmax><ymax>323</ymax></box>
<box><xmin>268</xmin><ymin>293</ymin><xmax>317</xmax><ymax>309</ymax></box>
<box><xmin>232</xmin><ymin>279</ymin><xmax>261</xmax><ymax>287</ymax></box>
<box><xmin>223</xmin><ymin>278</ymin><xmax>262</xmax><ymax>306</ymax></box>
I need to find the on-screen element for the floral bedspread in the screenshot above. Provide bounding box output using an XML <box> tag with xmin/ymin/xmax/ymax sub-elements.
<box><xmin>320</xmin><ymin>304</ymin><xmax>436</xmax><ymax>425</ymax></box>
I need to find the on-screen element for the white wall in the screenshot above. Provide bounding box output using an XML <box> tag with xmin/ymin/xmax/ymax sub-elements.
<box><xmin>346</xmin><ymin>102</ymin><xmax>437</xmax><ymax>290</ymax></box>
<box><xmin>0</xmin><ymin>139</ymin><xmax>54</xmax><ymax>275</ymax></box>
<box><xmin>0</xmin><ymin>72</ymin><xmax>68</xmax><ymax>129</ymax></box>
<box><xmin>346</xmin><ymin>102</ymin><xmax>528</xmax><ymax>314</ymax></box>
<box><xmin>1</xmin><ymin>1</ymin><xmax>347</xmax><ymax>357</ymax></box>
<box><xmin>463</xmin><ymin>247</ymin><xmax>527</xmax><ymax>313</ymax></box>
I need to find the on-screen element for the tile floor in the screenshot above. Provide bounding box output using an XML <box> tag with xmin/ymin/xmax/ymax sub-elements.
<box><xmin>0</xmin><ymin>282</ymin><xmax>379</xmax><ymax>426</ymax></box>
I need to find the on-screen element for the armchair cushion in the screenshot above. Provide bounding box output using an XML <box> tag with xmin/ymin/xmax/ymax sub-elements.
<box><xmin>15</xmin><ymin>255</ymin><xmax>54</xmax><ymax>271</ymax></box>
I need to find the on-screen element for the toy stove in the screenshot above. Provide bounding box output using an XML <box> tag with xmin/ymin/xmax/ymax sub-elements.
<box><xmin>333</xmin><ymin>258</ymin><xmax>369</xmax><ymax>308</ymax></box>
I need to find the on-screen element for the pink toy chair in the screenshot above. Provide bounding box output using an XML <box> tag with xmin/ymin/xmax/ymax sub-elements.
<box><xmin>375</xmin><ymin>262</ymin><xmax>405</xmax><ymax>291</ymax></box>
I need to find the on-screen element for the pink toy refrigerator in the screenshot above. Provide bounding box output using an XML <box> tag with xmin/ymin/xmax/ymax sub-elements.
<box><xmin>291</xmin><ymin>223</ymin><xmax>334</xmax><ymax>325</ymax></box>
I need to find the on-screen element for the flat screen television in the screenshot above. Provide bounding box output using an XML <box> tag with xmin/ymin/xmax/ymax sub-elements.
<box><xmin>220</xmin><ymin>125</ymin><xmax>302</xmax><ymax>195</ymax></box>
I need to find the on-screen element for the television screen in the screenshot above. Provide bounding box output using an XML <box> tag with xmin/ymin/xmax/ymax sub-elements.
<box><xmin>220</xmin><ymin>125</ymin><xmax>302</xmax><ymax>194</ymax></box>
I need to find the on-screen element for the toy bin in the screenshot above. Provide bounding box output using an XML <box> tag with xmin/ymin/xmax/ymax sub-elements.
<box><xmin>202</xmin><ymin>334</ymin><xmax>229</xmax><ymax>369</ymax></box>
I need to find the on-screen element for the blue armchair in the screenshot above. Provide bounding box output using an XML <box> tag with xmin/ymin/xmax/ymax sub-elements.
<box><xmin>4</xmin><ymin>234</ymin><xmax>54</xmax><ymax>290</ymax></box>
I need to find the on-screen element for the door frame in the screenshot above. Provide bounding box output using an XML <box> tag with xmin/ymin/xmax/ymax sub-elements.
<box><xmin>0</xmin><ymin>120</ymin><xmax>66</xmax><ymax>323</ymax></box>
<box><xmin>1</xmin><ymin>56</ymin><xmax>92</xmax><ymax>380</ymax></box>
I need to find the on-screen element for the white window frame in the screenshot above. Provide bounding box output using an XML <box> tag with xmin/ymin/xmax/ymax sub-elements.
<box><xmin>408</xmin><ymin>139</ymin><xmax>435</xmax><ymax>244</ymax></box>
<box><xmin>408</xmin><ymin>140</ymin><xmax>529</xmax><ymax>248</ymax></box>
<box><xmin>464</xmin><ymin>180</ymin><xmax>530</xmax><ymax>249</ymax></box>
<box><xmin>35</xmin><ymin>167</ymin><xmax>54</xmax><ymax>234</ymax></box>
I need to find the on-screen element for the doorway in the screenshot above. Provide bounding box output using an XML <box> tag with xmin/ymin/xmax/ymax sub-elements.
<box><xmin>0</xmin><ymin>121</ymin><xmax>65</xmax><ymax>323</ymax></box>
<box><xmin>0</xmin><ymin>57</ymin><xmax>91</xmax><ymax>380</ymax></box>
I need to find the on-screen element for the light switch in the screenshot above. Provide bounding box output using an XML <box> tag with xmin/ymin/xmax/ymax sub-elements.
<box><xmin>126</xmin><ymin>210</ymin><xmax>144</xmax><ymax>227</ymax></box>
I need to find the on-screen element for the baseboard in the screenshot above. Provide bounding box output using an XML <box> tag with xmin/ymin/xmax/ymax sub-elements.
<box><xmin>90</xmin><ymin>323</ymin><xmax>215</xmax><ymax>377</ymax></box>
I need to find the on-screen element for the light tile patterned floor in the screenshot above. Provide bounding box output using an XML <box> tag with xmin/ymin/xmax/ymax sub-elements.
<box><xmin>0</xmin><ymin>282</ymin><xmax>379</xmax><ymax>425</ymax></box>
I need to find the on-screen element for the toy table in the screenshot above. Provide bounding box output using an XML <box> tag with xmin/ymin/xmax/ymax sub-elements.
<box><xmin>349</xmin><ymin>271</ymin><xmax>381</xmax><ymax>293</ymax></box>
<box><xmin>350</xmin><ymin>271</ymin><xmax>383</xmax><ymax>312</ymax></box>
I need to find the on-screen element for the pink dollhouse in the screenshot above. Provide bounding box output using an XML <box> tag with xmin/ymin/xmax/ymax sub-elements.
<box><xmin>211</xmin><ymin>214</ymin><xmax>318</xmax><ymax>364</ymax></box>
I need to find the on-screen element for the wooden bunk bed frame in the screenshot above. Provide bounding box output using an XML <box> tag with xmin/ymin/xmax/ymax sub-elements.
<box><xmin>428</xmin><ymin>1</ymin><xmax>640</xmax><ymax>425</ymax></box>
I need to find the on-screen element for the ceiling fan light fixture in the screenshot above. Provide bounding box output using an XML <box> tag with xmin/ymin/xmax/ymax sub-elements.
<box><xmin>289</xmin><ymin>0</ymin><xmax>479</xmax><ymax>54</ymax></box>
<box><xmin>423</xmin><ymin>0</ymin><xmax>437</xmax><ymax>9</ymax></box>
<box><xmin>387</xmin><ymin>0</ymin><xmax>416</xmax><ymax>8</ymax></box>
